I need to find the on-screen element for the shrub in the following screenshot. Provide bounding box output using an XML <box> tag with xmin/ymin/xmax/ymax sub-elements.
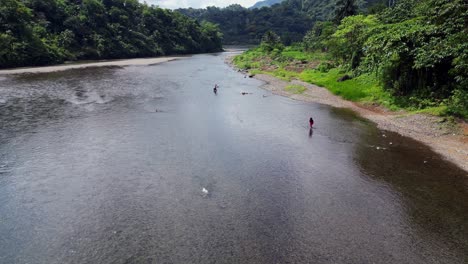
<box><xmin>446</xmin><ymin>89</ymin><xmax>468</xmax><ymax>118</ymax></box>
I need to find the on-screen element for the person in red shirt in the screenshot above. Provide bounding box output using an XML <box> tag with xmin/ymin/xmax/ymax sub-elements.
<box><xmin>309</xmin><ymin>117</ymin><xmax>314</xmax><ymax>128</ymax></box>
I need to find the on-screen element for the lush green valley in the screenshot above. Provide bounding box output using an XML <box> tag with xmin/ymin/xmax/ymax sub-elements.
<box><xmin>233</xmin><ymin>0</ymin><xmax>467</xmax><ymax>118</ymax></box>
<box><xmin>0</xmin><ymin>0</ymin><xmax>223</xmax><ymax>68</ymax></box>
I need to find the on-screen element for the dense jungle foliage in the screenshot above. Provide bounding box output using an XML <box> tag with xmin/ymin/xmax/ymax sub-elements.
<box><xmin>178</xmin><ymin>3</ymin><xmax>313</xmax><ymax>45</ymax></box>
<box><xmin>178</xmin><ymin>0</ymin><xmax>386</xmax><ymax>44</ymax></box>
<box><xmin>234</xmin><ymin>0</ymin><xmax>468</xmax><ymax>118</ymax></box>
<box><xmin>0</xmin><ymin>0</ymin><xmax>223</xmax><ymax>68</ymax></box>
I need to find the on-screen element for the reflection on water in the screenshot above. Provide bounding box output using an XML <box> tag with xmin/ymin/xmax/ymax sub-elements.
<box><xmin>0</xmin><ymin>53</ymin><xmax>467</xmax><ymax>264</ymax></box>
<box><xmin>355</xmin><ymin>128</ymin><xmax>468</xmax><ymax>262</ymax></box>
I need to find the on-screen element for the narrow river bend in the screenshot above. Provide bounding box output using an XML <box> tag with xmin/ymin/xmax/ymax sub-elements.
<box><xmin>0</xmin><ymin>52</ymin><xmax>467</xmax><ymax>264</ymax></box>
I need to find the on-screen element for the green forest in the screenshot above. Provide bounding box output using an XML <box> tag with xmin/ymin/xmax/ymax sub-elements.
<box><xmin>0</xmin><ymin>0</ymin><xmax>223</xmax><ymax>68</ymax></box>
<box><xmin>177</xmin><ymin>0</ymin><xmax>385</xmax><ymax>44</ymax></box>
<box><xmin>233</xmin><ymin>0</ymin><xmax>467</xmax><ymax>118</ymax></box>
<box><xmin>178</xmin><ymin>3</ymin><xmax>312</xmax><ymax>44</ymax></box>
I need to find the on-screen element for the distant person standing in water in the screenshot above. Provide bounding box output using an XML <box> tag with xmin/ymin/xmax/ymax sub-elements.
<box><xmin>309</xmin><ymin>117</ymin><xmax>314</xmax><ymax>128</ymax></box>
<box><xmin>213</xmin><ymin>84</ymin><xmax>218</xmax><ymax>94</ymax></box>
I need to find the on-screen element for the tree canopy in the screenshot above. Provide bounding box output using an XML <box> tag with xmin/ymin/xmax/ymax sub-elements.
<box><xmin>307</xmin><ymin>0</ymin><xmax>467</xmax><ymax>116</ymax></box>
<box><xmin>0</xmin><ymin>0</ymin><xmax>223</xmax><ymax>68</ymax></box>
<box><xmin>178</xmin><ymin>0</ymin><xmax>391</xmax><ymax>45</ymax></box>
<box><xmin>178</xmin><ymin>3</ymin><xmax>313</xmax><ymax>45</ymax></box>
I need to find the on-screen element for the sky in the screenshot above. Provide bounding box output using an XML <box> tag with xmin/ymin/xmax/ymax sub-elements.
<box><xmin>142</xmin><ymin>0</ymin><xmax>259</xmax><ymax>9</ymax></box>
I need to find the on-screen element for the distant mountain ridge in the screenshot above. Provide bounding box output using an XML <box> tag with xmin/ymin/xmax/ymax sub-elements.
<box><xmin>250</xmin><ymin>0</ymin><xmax>284</xmax><ymax>9</ymax></box>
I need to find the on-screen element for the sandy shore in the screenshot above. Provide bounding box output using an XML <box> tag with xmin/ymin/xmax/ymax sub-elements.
<box><xmin>0</xmin><ymin>57</ymin><xmax>183</xmax><ymax>75</ymax></box>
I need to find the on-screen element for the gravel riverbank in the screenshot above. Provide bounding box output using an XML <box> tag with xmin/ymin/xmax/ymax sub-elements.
<box><xmin>0</xmin><ymin>57</ymin><xmax>183</xmax><ymax>75</ymax></box>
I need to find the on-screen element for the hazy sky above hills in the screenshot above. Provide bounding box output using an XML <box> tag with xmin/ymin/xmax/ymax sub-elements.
<box><xmin>143</xmin><ymin>0</ymin><xmax>259</xmax><ymax>9</ymax></box>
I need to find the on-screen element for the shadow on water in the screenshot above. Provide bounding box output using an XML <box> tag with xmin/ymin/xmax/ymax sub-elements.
<box><xmin>328</xmin><ymin>106</ymin><xmax>372</xmax><ymax>125</ymax></box>
<box><xmin>354</xmin><ymin>125</ymin><xmax>468</xmax><ymax>260</ymax></box>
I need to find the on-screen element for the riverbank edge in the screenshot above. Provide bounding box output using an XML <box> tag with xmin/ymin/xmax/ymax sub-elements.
<box><xmin>0</xmin><ymin>56</ymin><xmax>185</xmax><ymax>75</ymax></box>
<box><xmin>226</xmin><ymin>56</ymin><xmax>468</xmax><ymax>172</ymax></box>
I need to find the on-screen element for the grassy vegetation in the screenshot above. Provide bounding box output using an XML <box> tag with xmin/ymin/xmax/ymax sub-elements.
<box><xmin>234</xmin><ymin>47</ymin><xmax>395</xmax><ymax>109</ymax></box>
<box><xmin>233</xmin><ymin>47</ymin><xmax>451</xmax><ymax>115</ymax></box>
<box><xmin>298</xmin><ymin>69</ymin><xmax>397</xmax><ymax>109</ymax></box>
<box><xmin>269</xmin><ymin>69</ymin><xmax>300</xmax><ymax>81</ymax></box>
<box><xmin>411</xmin><ymin>106</ymin><xmax>448</xmax><ymax>116</ymax></box>
<box><xmin>281</xmin><ymin>46</ymin><xmax>329</xmax><ymax>61</ymax></box>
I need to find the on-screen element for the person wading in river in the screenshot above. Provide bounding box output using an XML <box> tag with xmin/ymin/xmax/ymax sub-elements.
<box><xmin>213</xmin><ymin>84</ymin><xmax>218</xmax><ymax>94</ymax></box>
<box><xmin>309</xmin><ymin>117</ymin><xmax>314</xmax><ymax>128</ymax></box>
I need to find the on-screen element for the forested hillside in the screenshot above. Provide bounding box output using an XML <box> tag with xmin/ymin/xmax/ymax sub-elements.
<box><xmin>178</xmin><ymin>4</ymin><xmax>313</xmax><ymax>44</ymax></box>
<box><xmin>0</xmin><ymin>0</ymin><xmax>223</xmax><ymax>68</ymax></box>
<box><xmin>234</xmin><ymin>0</ymin><xmax>468</xmax><ymax>118</ymax></box>
<box><xmin>178</xmin><ymin>0</ymin><xmax>386</xmax><ymax>44</ymax></box>
<box><xmin>250</xmin><ymin>0</ymin><xmax>284</xmax><ymax>9</ymax></box>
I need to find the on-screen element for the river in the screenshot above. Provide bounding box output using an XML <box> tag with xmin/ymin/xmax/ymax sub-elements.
<box><xmin>0</xmin><ymin>52</ymin><xmax>467</xmax><ymax>264</ymax></box>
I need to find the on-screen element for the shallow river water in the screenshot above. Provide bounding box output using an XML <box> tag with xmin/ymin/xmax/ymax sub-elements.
<box><xmin>0</xmin><ymin>52</ymin><xmax>467</xmax><ymax>264</ymax></box>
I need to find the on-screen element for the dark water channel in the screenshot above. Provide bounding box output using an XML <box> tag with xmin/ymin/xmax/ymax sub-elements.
<box><xmin>0</xmin><ymin>53</ymin><xmax>467</xmax><ymax>264</ymax></box>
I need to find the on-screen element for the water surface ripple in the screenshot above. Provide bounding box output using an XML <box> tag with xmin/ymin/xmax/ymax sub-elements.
<box><xmin>0</xmin><ymin>53</ymin><xmax>467</xmax><ymax>264</ymax></box>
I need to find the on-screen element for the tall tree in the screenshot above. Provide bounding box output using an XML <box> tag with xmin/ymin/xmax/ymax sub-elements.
<box><xmin>260</xmin><ymin>30</ymin><xmax>283</xmax><ymax>52</ymax></box>
<box><xmin>334</xmin><ymin>0</ymin><xmax>358</xmax><ymax>24</ymax></box>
